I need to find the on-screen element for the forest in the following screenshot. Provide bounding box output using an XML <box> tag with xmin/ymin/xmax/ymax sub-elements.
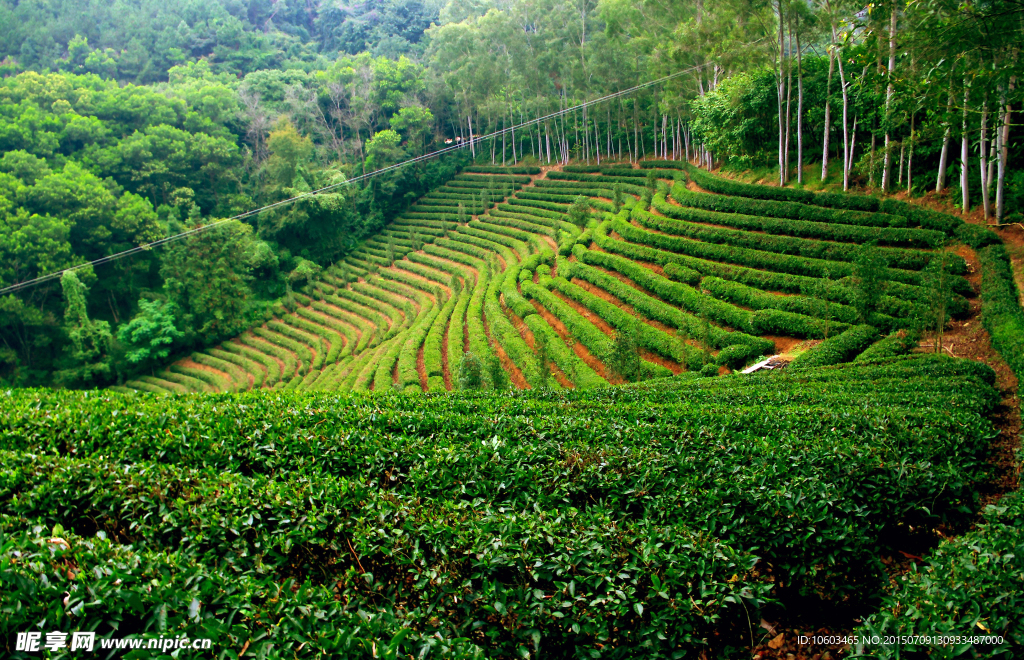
<box><xmin>0</xmin><ymin>0</ymin><xmax>1021</xmax><ymax>388</ymax></box>
<box><xmin>2</xmin><ymin>1</ymin><xmax>1024</xmax><ymax>657</ymax></box>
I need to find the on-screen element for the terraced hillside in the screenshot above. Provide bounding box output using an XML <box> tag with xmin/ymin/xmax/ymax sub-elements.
<box><xmin>114</xmin><ymin>161</ymin><xmax>992</xmax><ymax>395</ymax></box>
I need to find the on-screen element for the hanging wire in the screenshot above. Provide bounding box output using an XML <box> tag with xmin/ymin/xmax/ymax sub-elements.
<box><xmin>0</xmin><ymin>65</ymin><xmax>706</xmax><ymax>296</ymax></box>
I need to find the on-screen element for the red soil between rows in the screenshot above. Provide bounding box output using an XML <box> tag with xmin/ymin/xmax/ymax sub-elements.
<box><xmin>530</xmin><ymin>299</ymin><xmax>617</xmax><ymax>384</ymax></box>
<box><xmin>483</xmin><ymin>310</ymin><xmax>530</xmax><ymax>389</ymax></box>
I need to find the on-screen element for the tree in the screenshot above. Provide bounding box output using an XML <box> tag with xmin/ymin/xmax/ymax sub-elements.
<box><xmin>117</xmin><ymin>299</ymin><xmax>183</xmax><ymax>369</ymax></box>
<box><xmin>852</xmin><ymin>242</ymin><xmax>887</xmax><ymax>323</ymax></box>
<box><xmin>55</xmin><ymin>270</ymin><xmax>112</xmax><ymax>386</ymax></box>
<box><xmin>486</xmin><ymin>354</ymin><xmax>508</xmax><ymax>390</ymax></box>
<box><xmin>534</xmin><ymin>330</ymin><xmax>551</xmax><ymax>389</ymax></box>
<box><xmin>612</xmin><ymin>183</ymin><xmax>624</xmax><ymax>213</ymax></box>
<box><xmin>610</xmin><ymin>326</ymin><xmax>641</xmax><ymax>383</ymax></box>
<box><xmin>568</xmin><ymin>195</ymin><xmax>591</xmax><ymax>228</ymax></box>
<box><xmin>266</xmin><ymin>118</ymin><xmax>314</xmax><ymax>188</ymax></box>
<box><xmin>458</xmin><ymin>351</ymin><xmax>483</xmax><ymax>390</ymax></box>
<box><xmin>159</xmin><ymin>221</ymin><xmax>260</xmax><ymax>345</ymax></box>
<box><xmin>921</xmin><ymin>251</ymin><xmax>955</xmax><ymax>353</ymax></box>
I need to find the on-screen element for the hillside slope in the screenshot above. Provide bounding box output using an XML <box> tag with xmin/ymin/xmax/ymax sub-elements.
<box><xmin>116</xmin><ymin>161</ymin><xmax>986</xmax><ymax>395</ymax></box>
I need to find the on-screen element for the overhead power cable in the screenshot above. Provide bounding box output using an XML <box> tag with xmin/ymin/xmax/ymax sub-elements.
<box><xmin>0</xmin><ymin>64</ymin><xmax>709</xmax><ymax>296</ymax></box>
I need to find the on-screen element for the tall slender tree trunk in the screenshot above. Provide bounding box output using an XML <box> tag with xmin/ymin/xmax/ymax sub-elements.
<box><xmin>936</xmin><ymin>81</ymin><xmax>954</xmax><ymax>191</ymax></box>
<box><xmin>881</xmin><ymin>4</ymin><xmax>898</xmax><ymax>191</ymax></box>
<box><xmin>988</xmin><ymin>135</ymin><xmax>996</xmax><ymax>208</ymax></box>
<box><xmin>996</xmin><ymin>78</ymin><xmax>1014</xmax><ymax>222</ymax></box>
<box><xmin>822</xmin><ymin>50</ymin><xmax>835</xmax><ymax>181</ymax></box>
<box><xmin>796</xmin><ymin>16</ymin><xmax>804</xmax><ymax>184</ymax></box>
<box><xmin>906</xmin><ymin>112</ymin><xmax>915</xmax><ymax>193</ymax></box>
<box><xmin>777</xmin><ymin>0</ymin><xmax>786</xmax><ymax>185</ymax></box>
<box><xmin>960</xmin><ymin>80</ymin><xmax>970</xmax><ymax>214</ymax></box>
<box><xmin>784</xmin><ymin>16</ymin><xmax>793</xmax><ymax>182</ymax></box>
<box><xmin>545</xmin><ymin>122</ymin><xmax>551</xmax><ymax>163</ymax></box>
<box><xmin>838</xmin><ymin>51</ymin><xmax>851</xmax><ymax>189</ymax></box>
<box><xmin>980</xmin><ymin>97</ymin><xmax>990</xmax><ymax>218</ymax></box>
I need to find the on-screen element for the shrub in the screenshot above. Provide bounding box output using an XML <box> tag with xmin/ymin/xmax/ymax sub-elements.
<box><xmin>789</xmin><ymin>325</ymin><xmax>880</xmax><ymax>369</ymax></box>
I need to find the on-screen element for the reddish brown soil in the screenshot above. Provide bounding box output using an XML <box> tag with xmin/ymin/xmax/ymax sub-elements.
<box><xmin>416</xmin><ymin>338</ymin><xmax>428</xmax><ymax>392</ymax></box>
<box><xmin>530</xmin><ymin>299</ymin><xmax>617</xmax><ymax>383</ymax></box>
<box><xmin>761</xmin><ymin>335</ymin><xmax>805</xmax><ymax>355</ymax></box>
<box><xmin>246</xmin><ymin>333</ymin><xmax>299</xmax><ymax>379</ymax></box>
<box><xmin>551</xmin><ymin>289</ymin><xmax>617</xmax><ymax>337</ymax></box>
<box><xmin>392</xmin><ymin>263</ymin><xmax>453</xmax><ymax>297</ymax></box>
<box><xmin>571</xmin><ymin>278</ymin><xmax>679</xmax><ymax>337</ymax></box>
<box><xmin>178</xmin><ymin>358</ymin><xmax>234</xmax><ymax>392</ymax></box>
<box><xmin>419</xmin><ymin>253</ymin><xmax>480</xmax><ymax>282</ymax></box>
<box><xmin>640</xmin><ymin>348</ymin><xmax>684</xmax><ymax>374</ymax></box>
<box><xmin>483</xmin><ymin>311</ymin><xmax>529</xmax><ymax>389</ymax></box>
<box><xmin>440</xmin><ymin>322</ymin><xmax>452</xmax><ymax>390</ymax></box>
<box><xmin>306</xmin><ymin>307</ymin><xmax>361</xmax><ymax>351</ymax></box>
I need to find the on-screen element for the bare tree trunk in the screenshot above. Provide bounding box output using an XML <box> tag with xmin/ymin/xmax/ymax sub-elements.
<box><xmin>907</xmin><ymin>112</ymin><xmax>915</xmax><ymax>193</ymax></box>
<box><xmin>981</xmin><ymin>97</ymin><xmax>990</xmax><ymax>218</ymax></box>
<box><xmin>936</xmin><ymin>82</ymin><xmax>954</xmax><ymax>191</ymax></box>
<box><xmin>898</xmin><ymin>142</ymin><xmax>905</xmax><ymax>185</ymax></box>
<box><xmin>960</xmin><ymin>80</ymin><xmax>970</xmax><ymax>214</ymax></box>
<box><xmin>988</xmin><ymin>135</ymin><xmax>996</xmax><ymax>206</ymax></box>
<box><xmin>996</xmin><ymin>78</ymin><xmax>1014</xmax><ymax>222</ymax></box>
<box><xmin>468</xmin><ymin>114</ymin><xmax>476</xmax><ymax>159</ymax></box>
<box><xmin>594</xmin><ymin>118</ymin><xmax>601</xmax><ymax>164</ymax></box>
<box><xmin>784</xmin><ymin>15</ymin><xmax>794</xmax><ymax>182</ymax></box>
<box><xmin>777</xmin><ymin>0</ymin><xmax>786</xmax><ymax>185</ymax></box>
<box><xmin>545</xmin><ymin>121</ymin><xmax>551</xmax><ymax>163</ymax></box>
<box><xmin>837</xmin><ymin>50</ymin><xmax>851</xmax><ymax>188</ymax></box>
<box><xmin>796</xmin><ymin>15</ymin><xmax>804</xmax><ymax>184</ymax></box>
<box><xmin>881</xmin><ymin>4</ymin><xmax>898</xmax><ymax>191</ymax></box>
<box><xmin>822</xmin><ymin>50</ymin><xmax>835</xmax><ymax>181</ymax></box>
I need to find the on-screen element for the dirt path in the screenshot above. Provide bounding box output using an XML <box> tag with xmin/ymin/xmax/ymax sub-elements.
<box><xmin>392</xmin><ymin>262</ymin><xmax>453</xmax><ymax>298</ymax></box>
<box><xmin>441</xmin><ymin>315</ymin><xmax>453</xmax><ymax>390</ymax></box>
<box><xmin>530</xmin><ymin>299</ymin><xmax>616</xmax><ymax>383</ymax></box>
<box><xmin>571</xmin><ymin>278</ymin><xmax>679</xmax><ymax>337</ymax></box>
<box><xmin>254</xmin><ymin>329</ymin><xmax>304</xmax><ymax>380</ymax></box>
<box><xmin>178</xmin><ymin>357</ymin><xmax>235</xmax><ymax>392</ymax></box>
<box><xmin>233</xmin><ymin>336</ymin><xmax>286</xmax><ymax>380</ymax></box>
<box><xmin>418</xmin><ymin>253</ymin><xmax>480</xmax><ymax>284</ymax></box>
<box><xmin>306</xmin><ymin>307</ymin><xmax>362</xmax><ymax>353</ymax></box>
<box><xmin>416</xmin><ymin>339</ymin><xmax>428</xmax><ymax>392</ymax></box>
<box><xmin>483</xmin><ymin>311</ymin><xmax>530</xmax><ymax>389</ymax></box>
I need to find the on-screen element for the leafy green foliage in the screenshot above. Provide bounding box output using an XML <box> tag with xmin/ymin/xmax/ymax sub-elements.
<box><xmin>457</xmin><ymin>350</ymin><xmax>482</xmax><ymax>390</ymax></box>
<box><xmin>116</xmin><ymin>299</ymin><xmax>183</xmax><ymax>367</ymax></box>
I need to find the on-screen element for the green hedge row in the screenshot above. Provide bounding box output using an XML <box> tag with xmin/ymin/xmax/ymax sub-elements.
<box><xmin>854</xmin><ymin>330</ymin><xmax>918</xmax><ymax>362</ymax></box>
<box><xmin>522</xmin><ymin>312</ymin><xmax>606</xmax><ymax>388</ymax></box>
<box><xmin>423</xmin><ymin>287</ymin><xmax>459</xmax><ymax>379</ymax></box>
<box><xmin>977</xmin><ymin>244</ymin><xmax>1024</xmax><ymax>381</ymax></box>
<box><xmin>549</xmin><ymin>274</ymin><xmax>701</xmax><ymax>369</ymax></box>
<box><xmin>667</xmin><ymin>186</ymin><xmax>949</xmax><ymax>250</ymax></box>
<box><xmin>207</xmin><ymin>347</ymin><xmax>266</xmax><ymax>388</ymax></box>
<box><xmin>535</xmin><ymin>179</ymin><xmax>646</xmax><ymax>196</ymax></box>
<box><xmin>485</xmin><ymin>258</ymin><xmax>540</xmax><ymax>387</ymax></box>
<box><xmin>856</xmin><ymin>480</ymin><xmax>1024</xmax><ymax>658</ymax></box>
<box><xmin>670</xmin><ymin>182</ymin><xmax>905</xmax><ymax>229</ymax></box>
<box><xmin>615</xmin><ymin>215</ymin><xmax>929</xmax><ymax>288</ymax></box>
<box><xmin>635</xmin><ymin>204</ymin><xmax>942</xmax><ymax>273</ymax></box>
<box><xmin>788</xmin><ymin>325</ymin><xmax>880</xmax><ymax>369</ymax></box>
<box><xmin>219</xmin><ymin>340</ymin><xmax>283</xmax><ymax>385</ymax></box>
<box><xmin>701</xmin><ymin>276</ymin><xmax>862</xmax><ymax>326</ymax></box>
<box><xmin>464</xmin><ymin>165</ymin><xmax>540</xmax><ymax>174</ymax></box>
<box><xmin>455</xmin><ymin>173</ymin><xmax>533</xmax><ymax>184</ymax></box>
